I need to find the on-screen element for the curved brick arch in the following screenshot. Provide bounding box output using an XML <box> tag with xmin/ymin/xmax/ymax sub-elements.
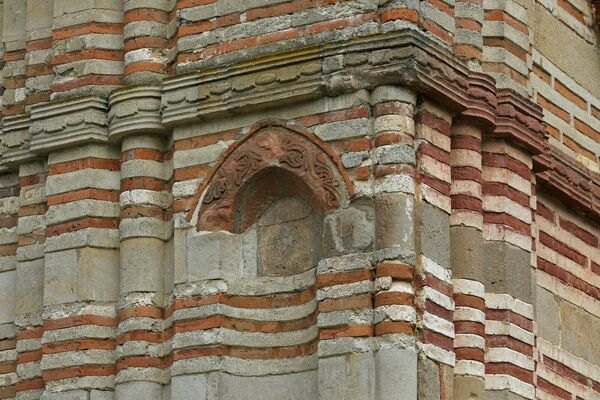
<box><xmin>189</xmin><ymin>120</ymin><xmax>355</xmax><ymax>232</ymax></box>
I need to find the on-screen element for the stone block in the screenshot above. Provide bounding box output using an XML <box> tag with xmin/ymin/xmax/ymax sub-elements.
<box><xmin>314</xmin><ymin>118</ymin><xmax>372</xmax><ymax>142</ymax></box>
<box><xmin>417</xmin><ymin>357</ymin><xmax>440</xmax><ymax>400</ymax></box>
<box><xmin>16</xmin><ymin>258</ymin><xmax>43</xmax><ymax>314</ymax></box>
<box><xmin>121</xmin><ymin>237</ymin><xmax>164</xmax><ymax>293</ymax></box>
<box><xmin>560</xmin><ymin>300</ymin><xmax>600</xmax><ymax>365</ymax></box>
<box><xmin>40</xmin><ymin>390</ymin><xmax>89</xmax><ymax>400</ymax></box>
<box><xmin>44</xmin><ymin>248</ymin><xmax>119</xmax><ymax>305</ymax></box>
<box><xmin>482</xmin><ymin>241</ymin><xmax>532</xmax><ymax>303</ymax></box>
<box><xmin>0</xmin><ymin>270</ymin><xmax>16</xmax><ymax>323</ymax></box>
<box><xmin>535</xmin><ymin>286</ymin><xmax>559</xmax><ymax>344</ymax></box>
<box><xmin>115</xmin><ymin>381</ymin><xmax>162</xmax><ymax>400</ymax></box>
<box><xmin>319</xmin><ymin>353</ymin><xmax>375</xmax><ymax>399</ymax></box>
<box><xmin>454</xmin><ymin>375</ymin><xmax>484</xmax><ymax>400</ymax></box>
<box><xmin>220</xmin><ymin>371</ymin><xmax>318</xmax><ymax>400</ymax></box>
<box><xmin>370</xmin><ymin>85</ymin><xmax>416</xmax><ymax>105</ymax></box>
<box><xmin>450</xmin><ymin>226</ymin><xmax>483</xmax><ymax>281</ymax></box>
<box><xmin>90</xmin><ymin>390</ymin><xmax>114</xmax><ymax>400</ymax></box>
<box><xmin>375</xmin><ymin>192</ymin><xmax>414</xmax><ymax>251</ymax></box>
<box><xmin>420</xmin><ymin>203</ymin><xmax>450</xmax><ymax>269</ymax></box>
<box><xmin>532</xmin><ymin>4</ymin><xmax>600</xmax><ymax>98</ymax></box>
<box><xmin>375</xmin><ymin>349</ymin><xmax>417</xmax><ymax>400</ymax></box>
<box><xmin>170</xmin><ymin>374</ymin><xmax>206</xmax><ymax>400</ymax></box>
<box><xmin>258</xmin><ymin>197</ymin><xmax>316</xmax><ymax>277</ymax></box>
<box><xmin>322</xmin><ymin>198</ymin><xmax>375</xmax><ymax>257</ymax></box>
<box><xmin>187</xmin><ymin>230</ymin><xmax>247</xmax><ymax>282</ymax></box>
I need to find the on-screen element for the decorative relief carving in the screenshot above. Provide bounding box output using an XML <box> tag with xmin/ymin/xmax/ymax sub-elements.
<box><xmin>193</xmin><ymin>121</ymin><xmax>351</xmax><ymax>232</ymax></box>
<box><xmin>29</xmin><ymin>97</ymin><xmax>109</xmax><ymax>153</ymax></box>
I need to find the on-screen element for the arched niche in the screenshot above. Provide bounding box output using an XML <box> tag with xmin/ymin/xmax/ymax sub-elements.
<box><xmin>183</xmin><ymin>121</ymin><xmax>374</xmax><ymax>399</ymax></box>
<box><xmin>189</xmin><ymin>120</ymin><xmax>354</xmax><ymax>234</ymax></box>
<box><xmin>189</xmin><ymin>121</ymin><xmax>356</xmax><ymax>279</ymax></box>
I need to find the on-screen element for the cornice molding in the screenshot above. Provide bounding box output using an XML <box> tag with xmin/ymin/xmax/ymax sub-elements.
<box><xmin>108</xmin><ymin>85</ymin><xmax>165</xmax><ymax>141</ymax></box>
<box><xmin>29</xmin><ymin>97</ymin><xmax>109</xmax><ymax>153</ymax></box>
<box><xmin>0</xmin><ymin>114</ymin><xmax>35</xmax><ymax>167</ymax></box>
<box><xmin>536</xmin><ymin>148</ymin><xmax>600</xmax><ymax>222</ymax></box>
<box><xmin>5</xmin><ymin>29</ymin><xmax>592</xmax><ymax>217</ymax></box>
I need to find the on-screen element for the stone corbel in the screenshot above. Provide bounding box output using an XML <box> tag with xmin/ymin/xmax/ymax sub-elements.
<box><xmin>29</xmin><ymin>97</ymin><xmax>109</xmax><ymax>153</ymax></box>
<box><xmin>108</xmin><ymin>85</ymin><xmax>165</xmax><ymax>141</ymax></box>
<box><xmin>536</xmin><ymin>148</ymin><xmax>600</xmax><ymax>222</ymax></box>
<box><xmin>0</xmin><ymin>114</ymin><xmax>35</xmax><ymax>169</ymax></box>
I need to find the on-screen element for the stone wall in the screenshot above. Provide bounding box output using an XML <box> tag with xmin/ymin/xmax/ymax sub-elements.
<box><xmin>0</xmin><ymin>1</ymin><xmax>597</xmax><ymax>399</ymax></box>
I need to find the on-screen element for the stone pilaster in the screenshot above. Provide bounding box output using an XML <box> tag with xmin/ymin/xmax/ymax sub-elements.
<box><xmin>0</xmin><ymin>171</ymin><xmax>19</xmax><ymax>400</ymax></box>
<box><xmin>370</xmin><ymin>85</ymin><xmax>418</xmax><ymax>399</ymax></box>
<box><xmin>414</xmin><ymin>99</ymin><xmax>455</xmax><ymax>400</ymax></box>
<box><xmin>24</xmin><ymin>0</ymin><xmax>52</xmax><ymax>108</ymax></box>
<box><xmin>51</xmin><ymin>0</ymin><xmax>124</xmax><ymax>99</ymax></box>
<box><xmin>453</xmin><ymin>0</ymin><xmax>484</xmax><ymax>64</ymax></box>
<box><xmin>123</xmin><ymin>0</ymin><xmax>171</xmax><ymax>85</ymax></box>
<box><xmin>15</xmin><ymin>159</ymin><xmax>46</xmax><ymax>400</ymax></box>
<box><xmin>30</xmin><ymin>98</ymin><xmax>121</xmax><ymax>399</ymax></box>
<box><xmin>109</xmin><ymin>86</ymin><xmax>170</xmax><ymax>399</ymax></box>
<box><xmin>450</xmin><ymin>120</ymin><xmax>485</xmax><ymax>399</ymax></box>
<box><xmin>2</xmin><ymin>0</ymin><xmax>26</xmax><ymax>117</ymax></box>
<box><xmin>480</xmin><ymin>91</ymin><xmax>546</xmax><ymax>400</ymax></box>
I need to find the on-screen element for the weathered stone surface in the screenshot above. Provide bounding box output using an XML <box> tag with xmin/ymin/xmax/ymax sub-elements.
<box><xmin>536</xmin><ymin>286</ymin><xmax>560</xmax><ymax>344</ymax></box>
<box><xmin>322</xmin><ymin>198</ymin><xmax>374</xmax><ymax>257</ymax></box>
<box><xmin>375</xmin><ymin>192</ymin><xmax>414</xmax><ymax>251</ymax></box>
<box><xmin>0</xmin><ymin>2</ymin><xmax>596</xmax><ymax>399</ymax></box>
<box><xmin>258</xmin><ymin>197</ymin><xmax>316</xmax><ymax>276</ymax></box>
<box><xmin>450</xmin><ymin>226</ymin><xmax>483</xmax><ymax>281</ymax></box>
<box><xmin>561</xmin><ymin>301</ymin><xmax>600</xmax><ymax>365</ymax></box>
<box><xmin>420</xmin><ymin>203</ymin><xmax>450</xmax><ymax>269</ymax></box>
<box><xmin>483</xmin><ymin>241</ymin><xmax>532</xmax><ymax>303</ymax></box>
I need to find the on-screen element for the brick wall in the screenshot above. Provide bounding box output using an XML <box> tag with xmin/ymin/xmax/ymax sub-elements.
<box><xmin>0</xmin><ymin>1</ymin><xmax>597</xmax><ymax>399</ymax></box>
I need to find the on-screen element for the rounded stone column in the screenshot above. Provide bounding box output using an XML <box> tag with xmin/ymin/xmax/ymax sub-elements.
<box><xmin>108</xmin><ymin>86</ymin><xmax>170</xmax><ymax>400</ymax></box>
<box><xmin>370</xmin><ymin>85</ymin><xmax>420</xmax><ymax>398</ymax></box>
<box><xmin>450</xmin><ymin>120</ymin><xmax>486</xmax><ymax>398</ymax></box>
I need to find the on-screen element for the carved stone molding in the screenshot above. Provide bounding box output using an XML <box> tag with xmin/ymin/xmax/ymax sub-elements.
<box><xmin>0</xmin><ymin>114</ymin><xmax>35</xmax><ymax>167</ymax></box>
<box><xmin>191</xmin><ymin>120</ymin><xmax>354</xmax><ymax>232</ymax></box>
<box><xmin>29</xmin><ymin>97</ymin><xmax>109</xmax><ymax>153</ymax></box>
<box><xmin>536</xmin><ymin>148</ymin><xmax>600</xmax><ymax>221</ymax></box>
<box><xmin>161</xmin><ymin>29</ymin><xmax>547</xmax><ymax>164</ymax></box>
<box><xmin>108</xmin><ymin>85</ymin><xmax>164</xmax><ymax>141</ymax></box>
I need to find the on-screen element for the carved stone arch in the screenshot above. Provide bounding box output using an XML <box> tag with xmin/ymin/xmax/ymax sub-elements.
<box><xmin>189</xmin><ymin>120</ymin><xmax>355</xmax><ymax>232</ymax></box>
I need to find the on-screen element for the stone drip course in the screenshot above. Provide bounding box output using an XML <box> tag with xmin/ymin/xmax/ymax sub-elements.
<box><xmin>0</xmin><ymin>1</ymin><xmax>597</xmax><ymax>400</ymax></box>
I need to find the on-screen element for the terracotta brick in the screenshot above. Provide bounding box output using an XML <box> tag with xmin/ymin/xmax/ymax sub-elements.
<box><xmin>42</xmin><ymin>364</ymin><xmax>116</xmax><ymax>381</ymax></box>
<box><xmin>53</xmin><ymin>23</ymin><xmax>123</xmax><ymax>40</ymax></box>
<box><xmin>574</xmin><ymin>117</ymin><xmax>600</xmax><ymax>142</ymax></box>
<box><xmin>124</xmin><ymin>8</ymin><xmax>170</xmax><ymax>24</ymax></box>
<box><xmin>559</xmin><ymin>216</ymin><xmax>599</xmax><ymax>247</ymax></box>
<box><xmin>320</xmin><ymin>324</ymin><xmax>374</xmax><ymax>339</ymax></box>
<box><xmin>455</xmin><ymin>347</ymin><xmax>485</xmax><ymax>362</ymax></box>
<box><xmin>543</xmin><ymin>356</ymin><xmax>588</xmax><ymax>386</ymax></box>
<box><xmin>557</xmin><ymin>0</ymin><xmax>585</xmax><ymax>23</ymax></box>
<box><xmin>486</xmin><ymin>363</ymin><xmax>533</xmax><ymax>383</ymax></box>
<box><xmin>533</xmin><ymin>64</ymin><xmax>551</xmax><ymax>84</ymax></box>
<box><xmin>539</xmin><ymin>231</ymin><xmax>588</xmax><ymax>266</ymax></box>
<box><xmin>484</xmin><ymin>10</ymin><xmax>528</xmax><ymax>34</ymax></box>
<box><xmin>555</xmin><ymin>79</ymin><xmax>588</xmax><ymax>111</ymax></box>
<box><xmin>453</xmin><ymin>294</ymin><xmax>485</xmax><ymax>310</ymax></box>
<box><xmin>537</xmin><ymin>377</ymin><xmax>572</xmax><ymax>400</ymax></box>
<box><xmin>381</xmin><ymin>8</ymin><xmax>419</xmax><ymax>23</ymax></box>
<box><xmin>487</xmin><ymin>334</ymin><xmax>533</xmax><ymax>356</ymax></box>
<box><xmin>374</xmin><ymin>321</ymin><xmax>414</xmax><ymax>336</ymax></box>
<box><xmin>422</xmin><ymin>329</ymin><xmax>454</xmax><ymax>351</ymax></box>
<box><xmin>316</xmin><ymin>269</ymin><xmax>371</xmax><ymax>288</ymax></box>
<box><xmin>318</xmin><ymin>294</ymin><xmax>372</xmax><ymax>312</ymax></box>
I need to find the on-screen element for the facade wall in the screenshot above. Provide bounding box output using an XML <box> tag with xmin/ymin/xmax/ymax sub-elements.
<box><xmin>0</xmin><ymin>0</ymin><xmax>597</xmax><ymax>399</ymax></box>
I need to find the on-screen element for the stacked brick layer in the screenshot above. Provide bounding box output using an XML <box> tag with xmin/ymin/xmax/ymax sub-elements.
<box><xmin>0</xmin><ymin>1</ymin><xmax>596</xmax><ymax>399</ymax></box>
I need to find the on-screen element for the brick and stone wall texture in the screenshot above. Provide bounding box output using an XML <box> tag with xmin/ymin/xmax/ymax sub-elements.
<box><xmin>0</xmin><ymin>0</ymin><xmax>597</xmax><ymax>399</ymax></box>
